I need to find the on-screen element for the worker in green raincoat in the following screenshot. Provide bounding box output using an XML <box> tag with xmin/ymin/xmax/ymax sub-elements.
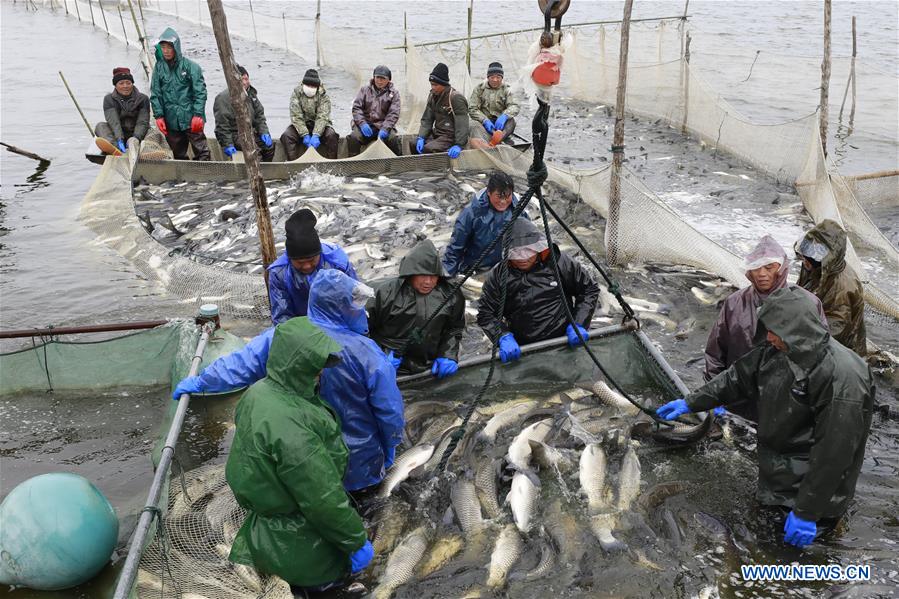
<box><xmin>225</xmin><ymin>317</ymin><xmax>374</xmax><ymax>590</ymax></box>
<box><xmin>656</xmin><ymin>287</ymin><xmax>874</xmax><ymax>548</ymax></box>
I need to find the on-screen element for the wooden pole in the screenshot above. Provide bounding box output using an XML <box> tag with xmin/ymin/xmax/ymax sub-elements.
<box><xmin>126</xmin><ymin>0</ymin><xmax>152</xmax><ymax>78</ymax></box>
<box><xmin>73</xmin><ymin>0</ymin><xmax>80</xmax><ymax>21</ymax></box>
<box><xmin>63</xmin><ymin>0</ymin><xmax>68</xmax><ymax>15</ymax></box>
<box><xmin>466</xmin><ymin>0</ymin><xmax>473</xmax><ymax>75</ymax></box>
<box><xmin>403</xmin><ymin>11</ymin><xmax>408</xmax><ymax>54</ymax></box>
<box><xmin>98</xmin><ymin>0</ymin><xmax>110</xmax><ymax>35</ymax></box>
<box><xmin>607</xmin><ymin>0</ymin><xmax>634</xmax><ymax>266</ymax></box>
<box><xmin>282</xmin><ymin>12</ymin><xmax>289</xmax><ymax>52</ymax></box>
<box><xmin>118</xmin><ymin>4</ymin><xmax>129</xmax><ymax>45</ymax></box>
<box><xmin>315</xmin><ymin>0</ymin><xmax>322</xmax><ymax>66</ymax></box>
<box><xmin>839</xmin><ymin>16</ymin><xmax>857</xmax><ymax>126</ymax></box>
<box><xmin>819</xmin><ymin>0</ymin><xmax>831</xmax><ymax>157</ymax></box>
<box><xmin>248</xmin><ymin>0</ymin><xmax>257</xmax><ymax>41</ymax></box>
<box><xmin>58</xmin><ymin>71</ymin><xmax>95</xmax><ymax>136</ymax></box>
<box><xmin>87</xmin><ymin>0</ymin><xmax>95</xmax><ymax>27</ymax></box>
<box><xmin>681</xmin><ymin>32</ymin><xmax>691</xmax><ymax>134</ymax></box>
<box><xmin>0</xmin><ymin>142</ymin><xmax>51</xmax><ymax>164</ymax></box>
<box><xmin>206</xmin><ymin>0</ymin><xmax>277</xmax><ymax>287</ymax></box>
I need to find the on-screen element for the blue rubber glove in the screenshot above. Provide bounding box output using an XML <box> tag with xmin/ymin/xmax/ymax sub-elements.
<box><xmin>495</xmin><ymin>114</ymin><xmax>509</xmax><ymax>131</ymax></box>
<box><xmin>784</xmin><ymin>511</ymin><xmax>816</xmax><ymax>548</ymax></box>
<box><xmin>360</xmin><ymin>122</ymin><xmax>373</xmax><ymax>138</ymax></box>
<box><xmin>713</xmin><ymin>406</ymin><xmax>727</xmax><ymax>417</ymax></box>
<box><xmin>349</xmin><ymin>540</ymin><xmax>375</xmax><ymax>574</ymax></box>
<box><xmin>260</xmin><ymin>133</ymin><xmax>273</xmax><ymax>147</ymax></box>
<box><xmin>378</xmin><ymin>129</ymin><xmax>390</xmax><ymax>140</ymax></box>
<box><xmin>447</xmin><ymin>145</ymin><xmax>462</xmax><ymax>159</ymax></box>
<box><xmin>116</xmin><ymin>139</ymin><xmax>127</xmax><ymax>153</ymax></box>
<box><xmin>385</xmin><ymin>350</ymin><xmax>402</xmax><ymax>371</ymax></box>
<box><xmin>302</xmin><ymin>134</ymin><xmax>312</xmax><ymax>147</ymax></box>
<box><xmin>309</xmin><ymin>134</ymin><xmax>321</xmax><ymax>149</ymax></box>
<box><xmin>498</xmin><ymin>333</ymin><xmax>521</xmax><ymax>364</ymax></box>
<box><xmin>656</xmin><ymin>398</ymin><xmax>690</xmax><ymax>420</ymax></box>
<box><xmin>223</xmin><ymin>144</ymin><xmax>237</xmax><ymax>157</ymax></box>
<box><xmin>566</xmin><ymin>323</ymin><xmax>589</xmax><ymax>347</ymax></box>
<box><xmin>384</xmin><ymin>445</ymin><xmax>396</xmax><ymax>470</ymax></box>
<box><xmin>415</xmin><ymin>136</ymin><xmax>425</xmax><ymax>154</ymax></box>
<box><xmin>431</xmin><ymin>357</ymin><xmax>459</xmax><ymax>379</ymax></box>
<box><xmin>482</xmin><ymin>119</ymin><xmax>495</xmax><ymax>134</ymax></box>
<box><xmin>172</xmin><ymin>376</ymin><xmax>203</xmax><ymax>400</ymax></box>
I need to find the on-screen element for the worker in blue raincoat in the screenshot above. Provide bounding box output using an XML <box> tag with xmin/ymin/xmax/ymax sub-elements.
<box><xmin>173</xmin><ymin>270</ymin><xmax>404</xmax><ymax>492</ymax></box>
<box><xmin>268</xmin><ymin>208</ymin><xmax>357</xmax><ymax>324</ymax></box>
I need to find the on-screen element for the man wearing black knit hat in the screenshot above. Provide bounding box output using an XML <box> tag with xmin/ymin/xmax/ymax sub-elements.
<box><xmin>213</xmin><ymin>64</ymin><xmax>275</xmax><ymax>162</ymax></box>
<box><xmin>280</xmin><ymin>68</ymin><xmax>340</xmax><ymax>160</ymax></box>
<box><xmin>267</xmin><ymin>208</ymin><xmax>358</xmax><ymax>324</ymax></box>
<box><xmin>347</xmin><ymin>65</ymin><xmax>402</xmax><ymax>156</ymax></box>
<box><xmin>95</xmin><ymin>67</ymin><xmax>151</xmax><ymax>154</ymax></box>
<box><xmin>414</xmin><ymin>62</ymin><xmax>469</xmax><ymax>159</ymax></box>
<box><xmin>469</xmin><ymin>61</ymin><xmax>520</xmax><ymax>149</ymax></box>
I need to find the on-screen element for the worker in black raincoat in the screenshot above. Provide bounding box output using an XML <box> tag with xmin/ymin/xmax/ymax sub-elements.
<box><xmin>657</xmin><ymin>287</ymin><xmax>875</xmax><ymax>548</ymax></box>
<box><xmin>368</xmin><ymin>239</ymin><xmax>465</xmax><ymax>377</ymax></box>
<box><xmin>477</xmin><ymin>218</ymin><xmax>599</xmax><ymax>363</ymax></box>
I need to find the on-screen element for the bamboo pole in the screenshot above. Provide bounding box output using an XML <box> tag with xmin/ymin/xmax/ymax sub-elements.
<box><xmin>206</xmin><ymin>0</ymin><xmax>277</xmax><ymax>287</ymax></box>
<box><xmin>839</xmin><ymin>16</ymin><xmax>857</xmax><ymax>126</ymax></box>
<box><xmin>819</xmin><ymin>0</ymin><xmax>832</xmax><ymax>157</ymax></box>
<box><xmin>383</xmin><ymin>14</ymin><xmax>687</xmax><ymax>50</ymax></box>
<box><xmin>681</xmin><ymin>32</ymin><xmax>691</xmax><ymax>134</ymax></box>
<box><xmin>403</xmin><ymin>11</ymin><xmax>408</xmax><ymax>54</ymax></box>
<box><xmin>315</xmin><ymin>0</ymin><xmax>322</xmax><ymax>66</ymax></box>
<box><xmin>58</xmin><ymin>71</ymin><xmax>95</xmax><ymax>136</ymax></box>
<box><xmin>607</xmin><ymin>0</ymin><xmax>634</xmax><ymax>266</ymax></box>
<box><xmin>248</xmin><ymin>0</ymin><xmax>257</xmax><ymax>41</ymax></box>
<box><xmin>465</xmin><ymin>0</ymin><xmax>473</xmax><ymax>75</ymax></box>
<box><xmin>118</xmin><ymin>4</ymin><xmax>128</xmax><ymax>45</ymax></box>
<box><xmin>87</xmin><ymin>0</ymin><xmax>95</xmax><ymax>27</ymax></box>
<box><xmin>282</xmin><ymin>12</ymin><xmax>288</xmax><ymax>52</ymax></box>
<box><xmin>73</xmin><ymin>0</ymin><xmax>80</xmax><ymax>21</ymax></box>
<box><xmin>63</xmin><ymin>0</ymin><xmax>68</xmax><ymax>15</ymax></box>
<box><xmin>98</xmin><ymin>0</ymin><xmax>110</xmax><ymax>35</ymax></box>
<box><xmin>849</xmin><ymin>15</ymin><xmax>856</xmax><ymax>126</ymax></box>
<box><xmin>126</xmin><ymin>0</ymin><xmax>152</xmax><ymax>78</ymax></box>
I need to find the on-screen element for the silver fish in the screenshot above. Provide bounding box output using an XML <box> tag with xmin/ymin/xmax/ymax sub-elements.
<box><xmin>378</xmin><ymin>444</ymin><xmax>435</xmax><ymax>499</ymax></box>
<box><xmin>592</xmin><ymin>380</ymin><xmax>641</xmax><ymax>415</ymax></box>
<box><xmin>372</xmin><ymin>500</ymin><xmax>411</xmax><ymax>555</ymax></box>
<box><xmin>486</xmin><ymin>524</ymin><xmax>523</xmax><ymax>589</ymax></box>
<box><xmin>416</xmin><ymin>532</ymin><xmax>465</xmax><ymax>578</ymax></box>
<box><xmin>589</xmin><ymin>512</ymin><xmax>627</xmax><ymax>553</ymax></box>
<box><xmin>451</xmin><ymin>477</ymin><xmax>486</xmax><ymax>535</ymax></box>
<box><xmin>507</xmin><ymin>470</ymin><xmax>540</xmax><ymax>534</ymax></box>
<box><xmin>507</xmin><ymin>418</ymin><xmax>554</xmax><ymax>472</ymax></box>
<box><xmin>517</xmin><ymin>535</ymin><xmax>556</xmax><ymax>582</ymax></box>
<box><xmin>478</xmin><ymin>400</ymin><xmax>539</xmax><ymax>443</ymax></box>
<box><xmin>372</xmin><ymin>526</ymin><xmax>430</xmax><ymax>599</ymax></box>
<box><xmin>474</xmin><ymin>457</ymin><xmax>503</xmax><ymax>519</ymax></box>
<box><xmin>579</xmin><ymin>443</ymin><xmax>608</xmax><ymax>513</ymax></box>
<box><xmin>617</xmin><ymin>444</ymin><xmax>642</xmax><ymax>511</ymax></box>
<box><xmin>528</xmin><ymin>439</ymin><xmax>574</xmax><ymax>474</ymax></box>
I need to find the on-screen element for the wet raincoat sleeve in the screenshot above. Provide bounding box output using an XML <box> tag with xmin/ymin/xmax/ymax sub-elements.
<box><xmin>792</xmin><ymin>375</ymin><xmax>875</xmax><ymax>521</ymax></box>
<box><xmin>451</xmin><ymin>92</ymin><xmax>470</xmax><ymax>146</ymax></box>
<box><xmin>468</xmin><ymin>83</ymin><xmax>489</xmax><ymax>122</ymax></box>
<box><xmin>289</xmin><ymin>88</ymin><xmax>310</xmax><ymax>136</ymax></box>
<box><xmin>368</xmin><ymin>363</ymin><xmax>405</xmax><ymax>453</ymax></box>
<box><xmin>313</xmin><ymin>93</ymin><xmax>332</xmax><ymax>137</ymax></box>
<box><xmin>103</xmin><ymin>94</ymin><xmax>125</xmax><ymax>141</ymax></box>
<box><xmin>687</xmin><ymin>346</ymin><xmax>763</xmax><ymax>413</ymax></box>
<box><xmin>351</xmin><ymin>87</ymin><xmax>367</xmax><ymax>127</ymax></box>
<box><xmin>149</xmin><ymin>67</ymin><xmax>165</xmax><ymax>123</ymax></box>
<box><xmin>213</xmin><ymin>91</ymin><xmax>235</xmax><ymax>147</ymax></box>
<box><xmin>561</xmin><ymin>254</ymin><xmax>599</xmax><ymax>326</ymax></box>
<box><xmin>383</xmin><ymin>89</ymin><xmax>401</xmax><ymax>131</ymax></box>
<box><xmin>251</xmin><ymin>91</ymin><xmax>270</xmax><ymax>136</ymax></box>
<box><xmin>267</xmin><ymin>262</ymin><xmax>296</xmax><ymax>325</ymax></box>
<box><xmin>134</xmin><ymin>94</ymin><xmax>151</xmax><ymax>140</ymax></box>
<box><xmin>703</xmin><ymin>307</ymin><xmax>730</xmax><ymax>381</ymax></box>
<box><xmin>442</xmin><ymin>205</ymin><xmax>475</xmax><ymax>276</ymax></box>
<box><xmin>501</xmin><ymin>86</ymin><xmax>520</xmax><ymax>118</ymax></box>
<box><xmin>196</xmin><ymin>327</ymin><xmax>274</xmax><ymax>392</ymax></box>
<box><xmin>187</xmin><ymin>60</ymin><xmax>207</xmax><ymax>119</ymax></box>
<box><xmin>438</xmin><ymin>291</ymin><xmax>465</xmax><ymax>360</ymax></box>
<box><xmin>476</xmin><ymin>268</ymin><xmax>507</xmax><ymax>342</ymax></box>
<box><xmin>272</xmin><ymin>431</ymin><xmax>368</xmax><ymax>554</ymax></box>
<box><xmin>418</xmin><ymin>97</ymin><xmax>435</xmax><ymax>139</ymax></box>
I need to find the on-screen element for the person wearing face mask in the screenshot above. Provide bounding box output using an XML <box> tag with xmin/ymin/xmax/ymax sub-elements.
<box><xmin>468</xmin><ymin>62</ymin><xmax>520</xmax><ymax>149</ymax></box>
<box><xmin>414</xmin><ymin>62</ymin><xmax>469</xmax><ymax>159</ymax></box>
<box><xmin>266</xmin><ymin>208</ymin><xmax>357</xmax><ymax>325</ymax></box>
<box><xmin>213</xmin><ymin>64</ymin><xmax>275</xmax><ymax>162</ymax></box>
<box><xmin>95</xmin><ymin>67</ymin><xmax>151</xmax><ymax>154</ymax></box>
<box><xmin>442</xmin><ymin>171</ymin><xmax>529</xmax><ymax>277</ymax></box>
<box><xmin>476</xmin><ymin>218</ymin><xmax>599</xmax><ymax>363</ymax></box>
<box><xmin>347</xmin><ymin>65</ymin><xmax>402</xmax><ymax>156</ymax></box>
<box><xmin>657</xmin><ymin>287</ymin><xmax>874</xmax><ymax>549</ymax></box>
<box><xmin>368</xmin><ymin>240</ymin><xmax>465</xmax><ymax>378</ymax></box>
<box><xmin>150</xmin><ymin>28</ymin><xmax>210</xmax><ymax>161</ymax></box>
<box><xmin>280</xmin><ymin>68</ymin><xmax>340</xmax><ymax>160</ymax></box>
<box><xmin>703</xmin><ymin>235</ymin><xmax>827</xmax><ymax>421</ymax></box>
<box><xmin>172</xmin><ymin>271</ymin><xmax>405</xmax><ymax>495</ymax></box>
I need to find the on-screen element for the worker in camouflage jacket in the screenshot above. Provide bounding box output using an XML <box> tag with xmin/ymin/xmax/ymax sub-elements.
<box><xmin>213</xmin><ymin>65</ymin><xmax>274</xmax><ymax>162</ymax></box>
<box><xmin>95</xmin><ymin>67</ymin><xmax>150</xmax><ymax>154</ymax></box>
<box><xmin>347</xmin><ymin>65</ymin><xmax>402</xmax><ymax>156</ymax></box>
<box><xmin>414</xmin><ymin>62</ymin><xmax>469</xmax><ymax>159</ymax></box>
<box><xmin>468</xmin><ymin>62</ymin><xmax>520</xmax><ymax>148</ymax></box>
<box><xmin>795</xmin><ymin>219</ymin><xmax>867</xmax><ymax>356</ymax></box>
<box><xmin>658</xmin><ymin>287</ymin><xmax>874</xmax><ymax>549</ymax></box>
<box><xmin>280</xmin><ymin>68</ymin><xmax>339</xmax><ymax>160</ymax></box>
<box><xmin>150</xmin><ymin>27</ymin><xmax>210</xmax><ymax>161</ymax></box>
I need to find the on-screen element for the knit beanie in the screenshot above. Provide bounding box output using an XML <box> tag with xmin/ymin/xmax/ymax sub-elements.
<box><xmin>302</xmin><ymin>68</ymin><xmax>321</xmax><ymax>87</ymax></box>
<box><xmin>428</xmin><ymin>62</ymin><xmax>450</xmax><ymax>86</ymax></box>
<box><xmin>236</xmin><ymin>64</ymin><xmax>248</xmax><ymax>77</ymax></box>
<box><xmin>373</xmin><ymin>65</ymin><xmax>392</xmax><ymax>80</ymax></box>
<box><xmin>285</xmin><ymin>209</ymin><xmax>322</xmax><ymax>259</ymax></box>
<box><xmin>487</xmin><ymin>62</ymin><xmax>504</xmax><ymax>77</ymax></box>
<box><xmin>112</xmin><ymin>67</ymin><xmax>134</xmax><ymax>85</ymax></box>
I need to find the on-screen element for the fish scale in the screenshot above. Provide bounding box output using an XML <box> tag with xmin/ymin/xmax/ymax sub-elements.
<box><xmin>451</xmin><ymin>478</ymin><xmax>486</xmax><ymax>534</ymax></box>
<box><xmin>373</xmin><ymin>527</ymin><xmax>430</xmax><ymax>599</ymax></box>
<box><xmin>486</xmin><ymin>524</ymin><xmax>523</xmax><ymax>589</ymax></box>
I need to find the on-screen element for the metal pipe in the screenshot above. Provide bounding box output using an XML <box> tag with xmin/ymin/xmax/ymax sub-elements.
<box><xmin>383</xmin><ymin>15</ymin><xmax>689</xmax><ymax>50</ymax></box>
<box><xmin>111</xmin><ymin>322</ymin><xmax>215</xmax><ymax>599</ymax></box>
<box><xmin>0</xmin><ymin>320</ymin><xmax>169</xmax><ymax>339</ymax></box>
<box><xmin>396</xmin><ymin>324</ymin><xmax>632</xmax><ymax>385</ymax></box>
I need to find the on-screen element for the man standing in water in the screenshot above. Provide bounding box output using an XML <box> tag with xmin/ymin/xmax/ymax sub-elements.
<box><xmin>224</xmin><ymin>317</ymin><xmax>374</xmax><ymax>593</ymax></box>
<box><xmin>414</xmin><ymin>62</ymin><xmax>469</xmax><ymax>158</ymax></box>
<box><xmin>347</xmin><ymin>65</ymin><xmax>402</xmax><ymax>156</ymax></box>
<box><xmin>468</xmin><ymin>61</ymin><xmax>519</xmax><ymax>149</ymax></box>
<box><xmin>442</xmin><ymin>171</ymin><xmax>528</xmax><ymax>276</ymax></box>
<box><xmin>795</xmin><ymin>220</ymin><xmax>867</xmax><ymax>356</ymax></box>
<box><xmin>150</xmin><ymin>28</ymin><xmax>210</xmax><ymax>161</ymax></box>
<box><xmin>657</xmin><ymin>287</ymin><xmax>874</xmax><ymax>548</ymax></box>
<box><xmin>704</xmin><ymin>235</ymin><xmax>826</xmax><ymax>421</ymax></box>
<box><xmin>267</xmin><ymin>208</ymin><xmax>357</xmax><ymax>324</ymax></box>
<box><xmin>213</xmin><ymin>65</ymin><xmax>275</xmax><ymax>162</ymax></box>
<box><xmin>368</xmin><ymin>239</ymin><xmax>465</xmax><ymax>378</ymax></box>
<box><xmin>95</xmin><ymin>67</ymin><xmax>150</xmax><ymax>154</ymax></box>
<box><xmin>477</xmin><ymin>218</ymin><xmax>599</xmax><ymax>363</ymax></box>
